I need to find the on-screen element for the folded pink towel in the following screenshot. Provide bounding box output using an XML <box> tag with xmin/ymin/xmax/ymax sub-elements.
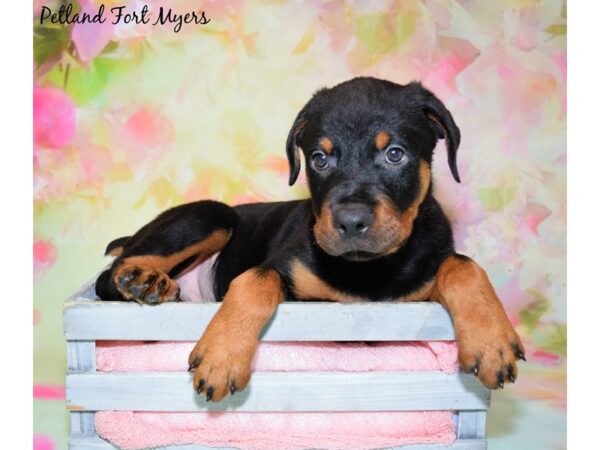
<box><xmin>96</xmin><ymin>410</ymin><xmax>456</xmax><ymax>450</ymax></box>
<box><xmin>96</xmin><ymin>340</ymin><xmax>458</xmax><ymax>374</ymax></box>
<box><xmin>95</xmin><ymin>341</ymin><xmax>458</xmax><ymax>449</ymax></box>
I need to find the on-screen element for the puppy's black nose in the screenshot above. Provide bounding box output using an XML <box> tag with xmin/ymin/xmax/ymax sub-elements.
<box><xmin>332</xmin><ymin>204</ymin><xmax>374</xmax><ymax>238</ymax></box>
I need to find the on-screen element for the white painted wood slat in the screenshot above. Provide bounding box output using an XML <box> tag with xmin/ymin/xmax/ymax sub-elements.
<box><xmin>457</xmin><ymin>411</ymin><xmax>487</xmax><ymax>439</ymax></box>
<box><xmin>64</xmin><ymin>300</ymin><xmax>456</xmax><ymax>341</ymax></box>
<box><xmin>67</xmin><ymin>341</ymin><xmax>97</xmax><ymax>437</ymax></box>
<box><xmin>67</xmin><ymin>341</ymin><xmax>96</xmax><ymax>372</ymax></box>
<box><xmin>66</xmin><ymin>371</ymin><xmax>489</xmax><ymax>412</ymax></box>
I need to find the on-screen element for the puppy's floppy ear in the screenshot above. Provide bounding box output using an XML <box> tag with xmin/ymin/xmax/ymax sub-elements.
<box><xmin>285</xmin><ymin>112</ymin><xmax>307</xmax><ymax>186</ymax></box>
<box><xmin>410</xmin><ymin>83</ymin><xmax>462</xmax><ymax>183</ymax></box>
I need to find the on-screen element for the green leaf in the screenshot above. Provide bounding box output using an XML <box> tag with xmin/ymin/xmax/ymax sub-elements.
<box><xmin>33</xmin><ymin>22</ymin><xmax>70</xmax><ymax>68</ymax></box>
<box><xmin>519</xmin><ymin>297</ymin><xmax>551</xmax><ymax>331</ymax></box>
<box><xmin>539</xmin><ymin>324</ymin><xmax>567</xmax><ymax>356</ymax></box>
<box><xmin>545</xmin><ymin>24</ymin><xmax>566</xmax><ymax>36</ymax></box>
<box><xmin>44</xmin><ymin>56</ymin><xmax>124</xmax><ymax>106</ymax></box>
<box><xmin>477</xmin><ymin>186</ymin><xmax>516</xmax><ymax>211</ymax></box>
<box><xmin>355</xmin><ymin>10</ymin><xmax>418</xmax><ymax>55</ymax></box>
<box><xmin>100</xmin><ymin>41</ymin><xmax>119</xmax><ymax>55</ymax></box>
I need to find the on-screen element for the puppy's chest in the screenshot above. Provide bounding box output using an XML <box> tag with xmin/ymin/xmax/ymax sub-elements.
<box><xmin>288</xmin><ymin>259</ymin><xmax>434</xmax><ymax>303</ymax></box>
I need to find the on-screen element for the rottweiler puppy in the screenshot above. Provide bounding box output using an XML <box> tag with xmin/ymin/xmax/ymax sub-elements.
<box><xmin>95</xmin><ymin>77</ymin><xmax>525</xmax><ymax>402</ymax></box>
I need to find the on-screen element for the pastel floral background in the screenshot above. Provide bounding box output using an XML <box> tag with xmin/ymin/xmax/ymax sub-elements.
<box><xmin>33</xmin><ymin>0</ymin><xmax>566</xmax><ymax>449</ymax></box>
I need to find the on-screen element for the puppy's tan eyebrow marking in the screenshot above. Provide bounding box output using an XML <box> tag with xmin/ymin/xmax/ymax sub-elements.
<box><xmin>320</xmin><ymin>137</ymin><xmax>334</xmax><ymax>154</ymax></box>
<box><xmin>375</xmin><ymin>131</ymin><xmax>391</xmax><ymax>150</ymax></box>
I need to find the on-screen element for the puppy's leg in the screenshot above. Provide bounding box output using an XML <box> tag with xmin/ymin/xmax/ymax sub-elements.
<box><xmin>95</xmin><ymin>201</ymin><xmax>236</xmax><ymax>304</ymax></box>
<box><xmin>188</xmin><ymin>267</ymin><xmax>284</xmax><ymax>401</ymax></box>
<box><xmin>431</xmin><ymin>254</ymin><xmax>525</xmax><ymax>389</ymax></box>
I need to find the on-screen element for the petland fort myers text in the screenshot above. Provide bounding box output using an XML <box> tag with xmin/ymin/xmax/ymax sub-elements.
<box><xmin>40</xmin><ymin>3</ymin><xmax>211</xmax><ymax>33</ymax></box>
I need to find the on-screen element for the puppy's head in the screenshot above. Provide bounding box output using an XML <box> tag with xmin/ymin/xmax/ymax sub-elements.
<box><xmin>286</xmin><ymin>77</ymin><xmax>460</xmax><ymax>261</ymax></box>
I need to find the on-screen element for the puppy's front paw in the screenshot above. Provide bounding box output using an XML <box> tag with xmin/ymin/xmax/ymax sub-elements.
<box><xmin>113</xmin><ymin>263</ymin><xmax>181</xmax><ymax>305</ymax></box>
<box><xmin>457</xmin><ymin>317</ymin><xmax>525</xmax><ymax>389</ymax></box>
<box><xmin>188</xmin><ymin>323</ymin><xmax>256</xmax><ymax>402</ymax></box>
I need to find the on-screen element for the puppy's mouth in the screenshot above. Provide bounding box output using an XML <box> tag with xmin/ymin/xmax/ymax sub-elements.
<box><xmin>315</xmin><ymin>234</ymin><xmax>402</xmax><ymax>261</ymax></box>
<box><xmin>339</xmin><ymin>250</ymin><xmax>382</xmax><ymax>262</ymax></box>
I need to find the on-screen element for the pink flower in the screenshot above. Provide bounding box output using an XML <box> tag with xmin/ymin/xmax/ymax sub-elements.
<box><xmin>521</xmin><ymin>202</ymin><xmax>552</xmax><ymax>237</ymax></box>
<box><xmin>33</xmin><ymin>434</ymin><xmax>54</xmax><ymax>450</ymax></box>
<box><xmin>33</xmin><ymin>85</ymin><xmax>76</xmax><ymax>149</ymax></box>
<box><xmin>34</xmin><ymin>384</ymin><xmax>66</xmax><ymax>400</ymax></box>
<box><xmin>530</xmin><ymin>350</ymin><xmax>561</xmax><ymax>366</ymax></box>
<box><xmin>125</xmin><ymin>106</ymin><xmax>175</xmax><ymax>148</ymax></box>
<box><xmin>33</xmin><ymin>240</ymin><xmax>57</xmax><ymax>279</ymax></box>
<box><xmin>422</xmin><ymin>53</ymin><xmax>474</xmax><ymax>95</ymax></box>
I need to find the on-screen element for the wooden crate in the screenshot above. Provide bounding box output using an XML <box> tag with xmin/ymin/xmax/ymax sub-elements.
<box><xmin>63</xmin><ymin>277</ymin><xmax>490</xmax><ymax>450</ymax></box>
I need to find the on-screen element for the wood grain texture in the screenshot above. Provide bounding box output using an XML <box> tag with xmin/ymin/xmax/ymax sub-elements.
<box><xmin>66</xmin><ymin>371</ymin><xmax>489</xmax><ymax>412</ymax></box>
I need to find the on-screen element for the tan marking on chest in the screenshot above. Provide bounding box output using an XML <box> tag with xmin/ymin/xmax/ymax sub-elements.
<box><xmin>290</xmin><ymin>259</ymin><xmax>366</xmax><ymax>302</ymax></box>
<box><xmin>290</xmin><ymin>259</ymin><xmax>435</xmax><ymax>303</ymax></box>
<box><xmin>393</xmin><ymin>280</ymin><xmax>434</xmax><ymax>302</ymax></box>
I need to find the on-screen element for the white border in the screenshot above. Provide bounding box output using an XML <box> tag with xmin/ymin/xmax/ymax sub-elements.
<box><xmin>568</xmin><ymin>1</ymin><xmax>599</xmax><ymax>448</ymax></box>
<box><xmin>0</xmin><ymin>0</ymin><xmax>33</xmax><ymax>447</ymax></box>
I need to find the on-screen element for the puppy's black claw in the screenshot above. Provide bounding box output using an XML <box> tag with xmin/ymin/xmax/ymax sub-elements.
<box><xmin>157</xmin><ymin>278</ymin><xmax>167</xmax><ymax>294</ymax></box>
<box><xmin>143</xmin><ymin>274</ymin><xmax>158</xmax><ymax>288</ymax></box>
<box><xmin>197</xmin><ymin>379</ymin><xmax>205</xmax><ymax>394</ymax></box>
<box><xmin>512</xmin><ymin>343</ymin><xmax>526</xmax><ymax>361</ymax></box>
<box><xmin>124</xmin><ymin>269</ymin><xmax>142</xmax><ymax>285</ymax></box>
<box><xmin>507</xmin><ymin>365</ymin><xmax>515</xmax><ymax>383</ymax></box>
<box><xmin>188</xmin><ymin>358</ymin><xmax>200</xmax><ymax>372</ymax></box>
<box><xmin>206</xmin><ymin>386</ymin><xmax>214</xmax><ymax>401</ymax></box>
<box><xmin>130</xmin><ymin>285</ymin><xmax>146</xmax><ymax>298</ymax></box>
<box><xmin>175</xmin><ymin>289</ymin><xmax>182</xmax><ymax>302</ymax></box>
<box><xmin>117</xmin><ymin>268</ymin><xmax>141</xmax><ymax>287</ymax></box>
<box><xmin>129</xmin><ymin>268</ymin><xmax>142</xmax><ymax>279</ymax></box>
<box><xmin>229</xmin><ymin>380</ymin><xmax>237</xmax><ymax>395</ymax></box>
<box><xmin>144</xmin><ymin>292</ymin><xmax>160</xmax><ymax>305</ymax></box>
<box><xmin>471</xmin><ymin>358</ymin><xmax>480</xmax><ymax>376</ymax></box>
<box><xmin>497</xmin><ymin>371</ymin><xmax>504</xmax><ymax>388</ymax></box>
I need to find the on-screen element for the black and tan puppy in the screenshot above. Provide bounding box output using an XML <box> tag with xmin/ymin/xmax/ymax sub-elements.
<box><xmin>95</xmin><ymin>77</ymin><xmax>525</xmax><ymax>401</ymax></box>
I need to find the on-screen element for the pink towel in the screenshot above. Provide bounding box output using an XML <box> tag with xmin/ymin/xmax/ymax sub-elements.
<box><xmin>96</xmin><ymin>411</ymin><xmax>456</xmax><ymax>450</ymax></box>
<box><xmin>96</xmin><ymin>340</ymin><xmax>458</xmax><ymax>374</ymax></box>
<box><xmin>95</xmin><ymin>341</ymin><xmax>458</xmax><ymax>449</ymax></box>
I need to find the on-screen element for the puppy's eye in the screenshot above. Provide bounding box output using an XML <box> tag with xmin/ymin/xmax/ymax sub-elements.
<box><xmin>311</xmin><ymin>151</ymin><xmax>329</xmax><ymax>170</ymax></box>
<box><xmin>384</xmin><ymin>146</ymin><xmax>406</xmax><ymax>165</ymax></box>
